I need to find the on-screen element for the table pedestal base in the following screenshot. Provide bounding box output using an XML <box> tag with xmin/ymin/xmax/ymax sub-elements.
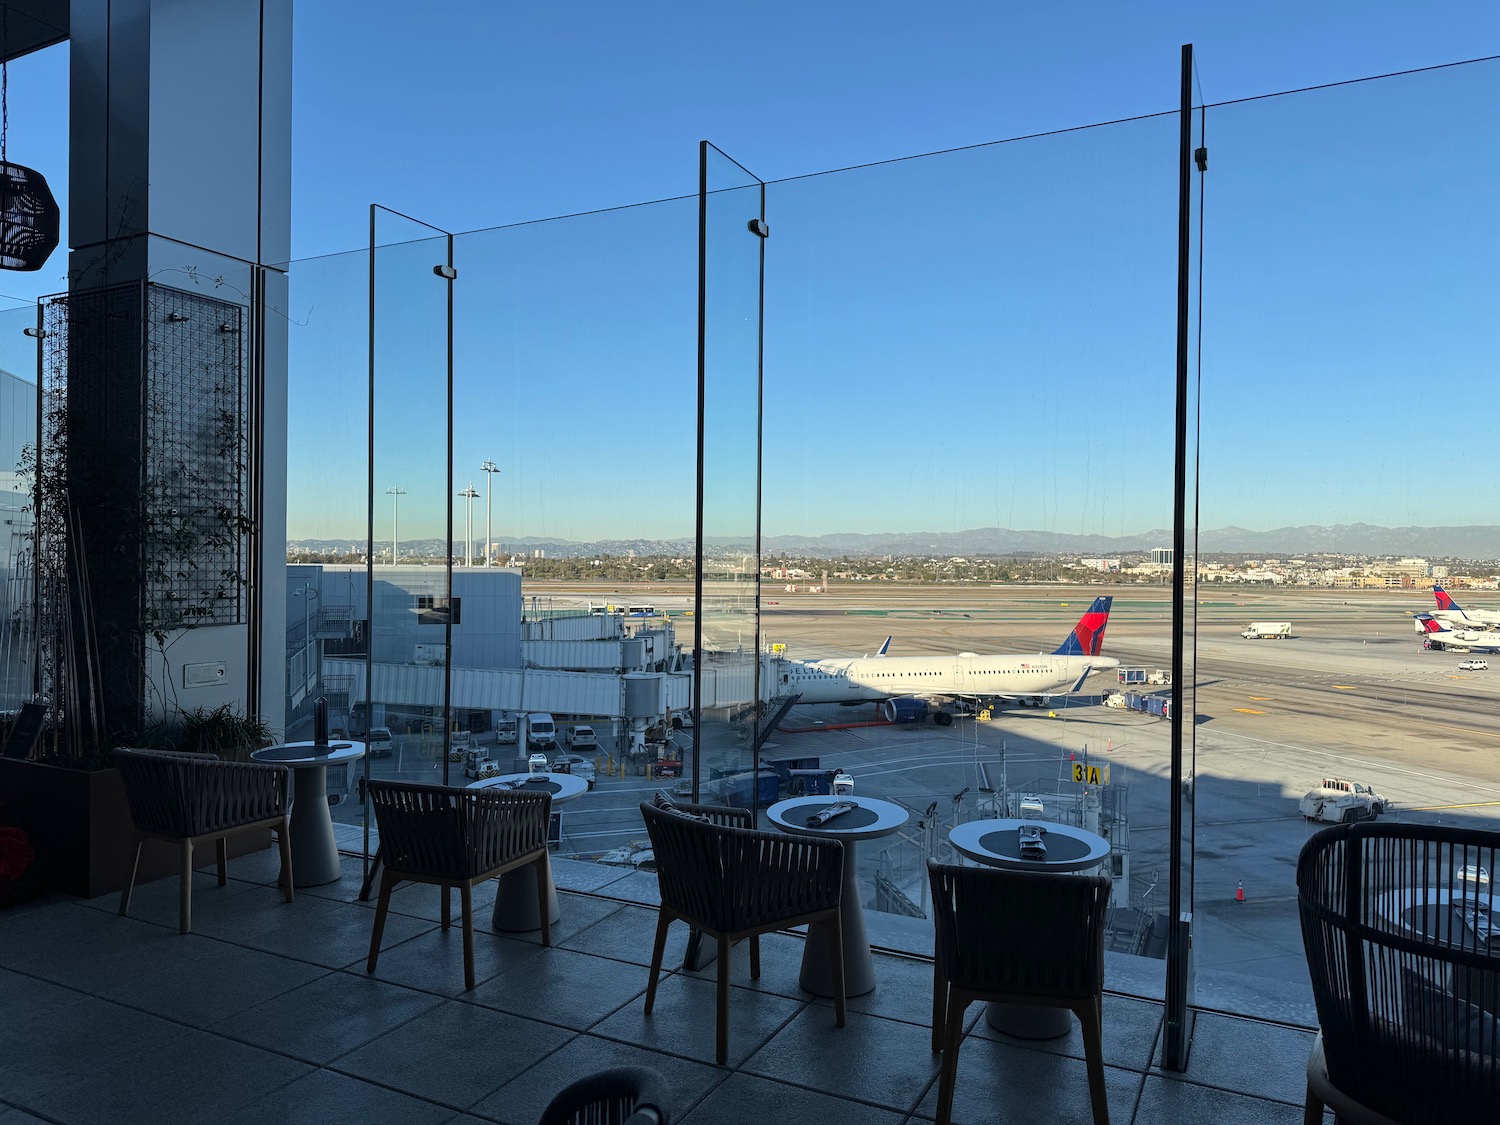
<box><xmin>985</xmin><ymin>1001</ymin><xmax>1072</xmax><ymax>1039</ymax></box>
<box><xmin>490</xmin><ymin>857</ymin><xmax>560</xmax><ymax>932</ymax></box>
<box><xmin>287</xmin><ymin>764</ymin><xmax>342</xmax><ymax>887</ymax></box>
<box><xmin>799</xmin><ymin>840</ymin><xmax>875</xmax><ymax>998</ymax></box>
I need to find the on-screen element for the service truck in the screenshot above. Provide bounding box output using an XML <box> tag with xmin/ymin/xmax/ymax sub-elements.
<box><xmin>1241</xmin><ymin>621</ymin><xmax>1292</xmax><ymax>640</ymax></box>
<box><xmin>495</xmin><ymin>713</ymin><xmax>519</xmax><ymax>745</ymax></box>
<box><xmin>525</xmin><ymin>712</ymin><xmax>558</xmax><ymax>753</ymax></box>
<box><xmin>1299</xmin><ymin>777</ymin><xmax>1390</xmax><ymax>823</ymax></box>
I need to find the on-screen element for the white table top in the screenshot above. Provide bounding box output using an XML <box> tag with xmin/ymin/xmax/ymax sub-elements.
<box><xmin>949</xmin><ymin>818</ymin><xmax>1110</xmax><ymax>873</ymax></box>
<box><xmin>468</xmin><ymin>772</ymin><xmax>588</xmax><ymax>804</ymax></box>
<box><xmin>766</xmin><ymin>795</ymin><xmax>909</xmax><ymax>841</ymax></box>
<box><xmin>251</xmin><ymin>741</ymin><xmax>366</xmax><ymax>767</ymax></box>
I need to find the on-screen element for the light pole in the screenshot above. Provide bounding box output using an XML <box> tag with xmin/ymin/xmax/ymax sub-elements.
<box><xmin>386</xmin><ymin>485</ymin><xmax>405</xmax><ymax>564</ymax></box>
<box><xmin>481</xmin><ymin>459</ymin><xmax>500</xmax><ymax>566</ymax></box>
<box><xmin>459</xmin><ymin>482</ymin><xmax>479</xmax><ymax>566</ymax></box>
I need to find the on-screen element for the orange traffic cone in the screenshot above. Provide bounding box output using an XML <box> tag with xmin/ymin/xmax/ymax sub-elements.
<box><xmin>1235</xmin><ymin>881</ymin><xmax>1245</xmax><ymax>903</ymax></box>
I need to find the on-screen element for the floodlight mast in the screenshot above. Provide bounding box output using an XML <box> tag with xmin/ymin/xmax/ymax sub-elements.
<box><xmin>481</xmin><ymin>460</ymin><xmax>500</xmax><ymax>566</ymax></box>
<box><xmin>386</xmin><ymin>485</ymin><xmax>405</xmax><ymax>564</ymax></box>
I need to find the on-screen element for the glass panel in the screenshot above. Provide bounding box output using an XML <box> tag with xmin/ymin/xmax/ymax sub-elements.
<box><xmin>694</xmin><ymin>144</ymin><xmax>765</xmax><ymax>808</ymax></box>
<box><xmin>1197</xmin><ymin>58</ymin><xmax>1500</xmax><ymax>1023</ymax></box>
<box><xmin>0</xmin><ymin>302</ymin><xmax>40</xmax><ymax>712</ymax></box>
<box><xmin>762</xmin><ymin>112</ymin><xmax>1179</xmax><ymax>995</ymax></box>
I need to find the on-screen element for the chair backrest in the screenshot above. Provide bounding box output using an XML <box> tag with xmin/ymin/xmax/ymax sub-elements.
<box><xmin>1298</xmin><ymin>821</ymin><xmax>1500</xmax><ymax>1121</ymax></box>
<box><xmin>927</xmin><ymin>857</ymin><xmax>1110</xmax><ymax>999</ymax></box>
<box><xmin>369</xmin><ymin>779</ymin><xmax>551</xmax><ymax>880</ymax></box>
<box><xmin>640</xmin><ymin>801</ymin><xmax>843</xmax><ymax>933</ymax></box>
<box><xmin>114</xmin><ymin>746</ymin><xmax>288</xmax><ymax>837</ymax></box>
<box><xmin>537</xmin><ymin>1064</ymin><xmax>670</xmax><ymax>1124</ymax></box>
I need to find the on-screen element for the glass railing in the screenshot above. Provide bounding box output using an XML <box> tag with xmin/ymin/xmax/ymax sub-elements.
<box><xmin>0</xmin><ymin>301</ymin><xmax>40</xmax><ymax>713</ymax></box>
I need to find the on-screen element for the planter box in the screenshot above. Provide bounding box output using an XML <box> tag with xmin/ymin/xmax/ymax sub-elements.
<box><xmin>0</xmin><ymin>759</ymin><xmax>270</xmax><ymax>900</ymax></box>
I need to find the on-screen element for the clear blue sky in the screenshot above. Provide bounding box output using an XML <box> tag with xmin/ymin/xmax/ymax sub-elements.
<box><xmin>4</xmin><ymin>3</ymin><xmax>1500</xmax><ymax>546</ymax></box>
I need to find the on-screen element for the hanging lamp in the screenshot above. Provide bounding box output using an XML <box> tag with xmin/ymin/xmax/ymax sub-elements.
<box><xmin>0</xmin><ymin>8</ymin><xmax>58</xmax><ymax>272</ymax></box>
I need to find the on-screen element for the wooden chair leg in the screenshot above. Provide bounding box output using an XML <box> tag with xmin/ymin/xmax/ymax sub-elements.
<box><xmin>440</xmin><ymin>885</ymin><xmax>451</xmax><ymax>930</ymax></box>
<box><xmin>1303</xmin><ymin>1085</ymin><xmax>1324</xmax><ymax>1125</ymax></box>
<box><xmin>460</xmin><ymin>882</ymin><xmax>476</xmax><ymax>991</ymax></box>
<box><xmin>1076</xmin><ymin>996</ymin><xmax>1110</xmax><ymax>1125</ymax></box>
<box><xmin>749</xmin><ymin>933</ymin><xmax>760</xmax><ymax>980</ymax></box>
<box><xmin>119</xmin><ymin>837</ymin><xmax>144</xmax><ymax>919</ymax></box>
<box><xmin>179</xmin><ymin>839</ymin><xmax>194</xmax><ymax>934</ymax></box>
<box><xmin>825</xmin><ymin>914</ymin><xmax>846</xmax><ymax>1029</ymax></box>
<box><xmin>534</xmin><ymin>854</ymin><xmax>552</xmax><ymax>947</ymax></box>
<box><xmin>931</xmin><ymin>956</ymin><xmax>947</xmax><ymax>1053</ymax></box>
<box><xmin>277</xmin><ymin>819</ymin><xmax>295</xmax><ymax>902</ymax></box>
<box><xmin>366</xmin><ymin>869</ymin><xmax>396</xmax><ymax>975</ymax></box>
<box><xmin>716</xmin><ymin>934</ymin><xmax>731</xmax><ymax>1065</ymax></box>
<box><xmin>935</xmin><ymin>992</ymin><xmax>968</xmax><ymax>1125</ymax></box>
<box><xmin>644</xmin><ymin>910</ymin><xmax>671</xmax><ymax>1015</ymax></box>
<box><xmin>216</xmin><ymin>837</ymin><xmax>228</xmax><ymax>886</ymax></box>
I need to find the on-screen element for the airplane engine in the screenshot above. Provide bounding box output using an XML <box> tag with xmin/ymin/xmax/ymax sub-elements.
<box><xmin>883</xmin><ymin>698</ymin><xmax>930</xmax><ymax>724</ymax></box>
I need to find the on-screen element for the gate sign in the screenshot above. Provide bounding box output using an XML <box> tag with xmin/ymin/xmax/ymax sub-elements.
<box><xmin>1072</xmin><ymin>762</ymin><xmax>1110</xmax><ymax>786</ymax></box>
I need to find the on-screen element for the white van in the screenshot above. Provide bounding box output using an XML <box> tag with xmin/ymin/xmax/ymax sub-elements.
<box><xmin>525</xmin><ymin>713</ymin><xmax>557</xmax><ymax>752</ymax></box>
<box><xmin>1459</xmin><ymin>659</ymin><xmax>1489</xmax><ymax>671</ymax></box>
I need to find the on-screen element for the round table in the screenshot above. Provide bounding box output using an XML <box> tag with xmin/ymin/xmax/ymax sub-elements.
<box><xmin>948</xmin><ymin>817</ymin><xmax>1111</xmax><ymax>1039</ymax></box>
<box><xmin>766</xmin><ymin>795</ymin><xmax>910</xmax><ymax>998</ymax></box>
<box><xmin>468</xmin><ymin>772</ymin><xmax>588</xmax><ymax>932</ymax></box>
<box><xmin>250</xmin><ymin>741</ymin><xmax>365</xmax><ymax>887</ymax></box>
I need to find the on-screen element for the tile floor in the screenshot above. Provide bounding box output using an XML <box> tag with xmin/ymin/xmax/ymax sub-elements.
<box><xmin>1</xmin><ymin>852</ymin><xmax>1325</xmax><ymax>1124</ymax></box>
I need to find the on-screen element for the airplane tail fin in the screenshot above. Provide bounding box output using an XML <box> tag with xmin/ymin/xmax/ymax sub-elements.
<box><xmin>1417</xmin><ymin>614</ymin><xmax>1449</xmax><ymax>635</ymax></box>
<box><xmin>876</xmin><ymin>636</ymin><xmax>892</xmax><ymax>657</ymax></box>
<box><xmin>1434</xmin><ymin>585</ymin><xmax>1460</xmax><ymax>612</ymax></box>
<box><xmin>1053</xmin><ymin>596</ymin><xmax>1113</xmax><ymax>656</ymax></box>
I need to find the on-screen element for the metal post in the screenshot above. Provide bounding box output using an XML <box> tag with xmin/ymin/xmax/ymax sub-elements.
<box><xmin>459</xmin><ymin>483</ymin><xmax>478</xmax><ymax>566</ymax></box>
<box><xmin>386</xmin><ymin>485</ymin><xmax>404</xmax><ymax>564</ymax></box>
<box><xmin>482</xmin><ymin>459</ymin><xmax>499</xmax><ymax>566</ymax></box>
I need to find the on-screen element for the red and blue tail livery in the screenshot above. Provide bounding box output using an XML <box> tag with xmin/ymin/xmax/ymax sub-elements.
<box><xmin>1053</xmin><ymin>596</ymin><xmax>1113</xmax><ymax>657</ymax></box>
<box><xmin>1434</xmin><ymin>585</ymin><xmax>1459</xmax><ymax>612</ymax></box>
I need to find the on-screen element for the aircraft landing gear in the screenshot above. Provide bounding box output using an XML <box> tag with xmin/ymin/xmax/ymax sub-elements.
<box><xmin>933</xmin><ymin>711</ymin><xmax>955</xmax><ymax>727</ymax></box>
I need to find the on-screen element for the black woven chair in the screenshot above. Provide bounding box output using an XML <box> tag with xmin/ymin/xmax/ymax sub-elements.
<box><xmin>114</xmin><ymin>746</ymin><xmax>294</xmax><ymax>934</ymax></box>
<box><xmin>537</xmin><ymin>1064</ymin><xmax>670</xmax><ymax>1124</ymax></box>
<box><xmin>928</xmin><ymin>858</ymin><xmax>1112</xmax><ymax>1125</ymax></box>
<box><xmin>366</xmin><ymin>779</ymin><xmax>553</xmax><ymax>990</ymax></box>
<box><xmin>639</xmin><ymin>800</ymin><xmax>846</xmax><ymax>1065</ymax></box>
<box><xmin>1297</xmin><ymin>821</ymin><xmax>1500</xmax><ymax>1124</ymax></box>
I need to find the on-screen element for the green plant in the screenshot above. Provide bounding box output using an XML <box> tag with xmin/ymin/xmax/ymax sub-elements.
<box><xmin>177</xmin><ymin>704</ymin><xmax>273</xmax><ymax>763</ymax></box>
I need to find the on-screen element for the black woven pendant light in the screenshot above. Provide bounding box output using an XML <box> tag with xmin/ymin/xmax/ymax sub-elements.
<box><xmin>0</xmin><ymin>7</ymin><xmax>58</xmax><ymax>272</ymax></box>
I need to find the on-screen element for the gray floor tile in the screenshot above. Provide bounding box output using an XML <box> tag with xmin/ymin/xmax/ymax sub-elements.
<box><xmin>561</xmin><ymin>902</ymin><xmax>690</xmax><ymax>968</ymax></box>
<box><xmin>680</xmin><ymin>930</ymin><xmax>816</xmax><ymax>1002</ymax></box>
<box><xmin>1135</xmin><ymin>1074</ymin><xmax>1308</xmax><ymax>1124</ymax></box>
<box><xmin>74</xmin><ymin>866</ymin><xmax>260</xmax><ymax>917</ymax></box>
<box><xmin>807</xmin><ymin>949</ymin><xmax>979</xmax><ymax>1033</ymax></box>
<box><xmin>0</xmin><ymin>1107</ymin><xmax>53</xmax><ymax>1123</ymax></box>
<box><xmin>911</xmin><ymin>1042</ymin><xmax>1142</xmax><ymax>1125</ymax></box>
<box><xmin>745</xmin><ymin>1003</ymin><xmax>941</xmax><ymax>1115</ymax></box>
<box><xmin>551</xmin><ymin>857</ymin><xmax>639</xmax><ymax>894</ymax></box>
<box><xmin>681</xmin><ymin>1072</ymin><xmax>906</xmax><ymax>1124</ymax></box>
<box><xmin>5</xmin><ymin>900</ymin><xmax>159</xmax><ymax>968</ymax></box>
<box><xmin>968</xmin><ymin>993</ymin><xmax>1164</xmax><ymax>1072</ymax></box>
<box><xmin>10</xmin><ymin>910</ymin><xmax>205</xmax><ymax>993</ymax></box>
<box><xmin>590</xmin><ymin>970</ymin><xmax>807</xmax><ymax>1068</ymax></box>
<box><xmin>364</xmin><ymin>920</ymin><xmax>549</xmax><ymax>995</ymax></box>
<box><xmin>332</xmin><ymin>998</ymin><xmax>575</xmax><ymax>1110</ymax></box>
<box><xmin>210</xmin><ymin>970</ymin><xmax>445</xmax><ymax>1064</ymax></box>
<box><xmin>470</xmin><ymin>1034</ymin><xmax>728</xmax><ymax>1124</ymax></box>
<box><xmin>465</xmin><ymin>945</ymin><xmax>648</xmax><ymax>1030</ymax></box>
<box><xmin>1155</xmin><ymin>1010</ymin><xmax>1314</xmax><ymax>1105</ymax></box>
<box><xmin>221</xmin><ymin>1066</ymin><xmax>456</xmax><ymax>1125</ymax></box>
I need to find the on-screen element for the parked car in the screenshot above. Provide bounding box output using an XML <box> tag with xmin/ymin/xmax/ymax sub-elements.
<box><xmin>551</xmin><ymin>754</ymin><xmax>597</xmax><ymax>788</ymax></box>
<box><xmin>368</xmin><ymin>726</ymin><xmax>393</xmax><ymax>758</ymax></box>
<box><xmin>1459</xmin><ymin>659</ymin><xmax>1489</xmax><ymax>671</ymax></box>
<box><xmin>564</xmin><ymin>725</ymin><xmax>598</xmax><ymax>753</ymax></box>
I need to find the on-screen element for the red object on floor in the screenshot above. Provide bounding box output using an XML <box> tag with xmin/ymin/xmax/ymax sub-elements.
<box><xmin>1236</xmin><ymin>881</ymin><xmax>1245</xmax><ymax>903</ymax></box>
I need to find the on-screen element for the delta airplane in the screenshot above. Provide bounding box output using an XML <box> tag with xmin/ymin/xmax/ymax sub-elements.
<box><xmin>770</xmin><ymin>596</ymin><xmax>1118</xmax><ymax>725</ymax></box>
<box><xmin>1417</xmin><ymin>614</ymin><xmax>1500</xmax><ymax>653</ymax></box>
<box><xmin>1430</xmin><ymin>585</ymin><xmax>1500</xmax><ymax>631</ymax></box>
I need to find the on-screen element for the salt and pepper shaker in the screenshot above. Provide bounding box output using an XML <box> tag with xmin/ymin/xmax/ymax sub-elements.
<box><xmin>313</xmin><ymin>696</ymin><xmax>329</xmax><ymax>746</ymax></box>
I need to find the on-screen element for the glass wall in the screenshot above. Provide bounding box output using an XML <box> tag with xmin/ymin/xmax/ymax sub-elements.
<box><xmin>0</xmin><ymin>302</ymin><xmax>39</xmax><ymax>712</ymax></box>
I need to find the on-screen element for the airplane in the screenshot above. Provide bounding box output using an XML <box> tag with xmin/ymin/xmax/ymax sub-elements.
<box><xmin>1429</xmin><ymin>585</ymin><xmax>1500</xmax><ymax>631</ymax></box>
<box><xmin>1416</xmin><ymin>614</ymin><xmax>1500</xmax><ymax>653</ymax></box>
<box><xmin>769</xmin><ymin>596</ymin><xmax>1118</xmax><ymax>725</ymax></box>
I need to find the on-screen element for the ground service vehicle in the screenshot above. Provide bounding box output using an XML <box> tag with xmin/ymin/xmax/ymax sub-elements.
<box><xmin>551</xmin><ymin>754</ymin><xmax>597</xmax><ymax>788</ymax></box>
<box><xmin>447</xmin><ymin>729</ymin><xmax>473</xmax><ymax>761</ymax></box>
<box><xmin>1242</xmin><ymin>622</ymin><xmax>1292</xmax><ymax>639</ymax></box>
<box><xmin>1299</xmin><ymin>777</ymin><xmax>1390</xmax><ymax>823</ymax></box>
<box><xmin>526</xmin><ymin>713</ymin><xmax>557</xmax><ymax>752</ymax></box>
<box><xmin>463</xmin><ymin>748</ymin><xmax>503</xmax><ymax>780</ymax></box>
<box><xmin>496</xmin><ymin>714</ymin><xmax>519</xmax><ymax>745</ymax></box>
<box><xmin>368</xmin><ymin>727</ymin><xmax>393</xmax><ymax>757</ymax></box>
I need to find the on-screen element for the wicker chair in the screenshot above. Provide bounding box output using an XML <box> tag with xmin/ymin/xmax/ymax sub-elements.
<box><xmin>927</xmin><ymin>858</ymin><xmax>1112</xmax><ymax>1125</ymax></box>
<box><xmin>639</xmin><ymin>800</ymin><xmax>846</xmax><ymax>1065</ymax></box>
<box><xmin>537</xmin><ymin>1064</ymin><xmax>671</xmax><ymax>1124</ymax></box>
<box><xmin>366</xmin><ymin>779</ymin><xmax>553</xmax><ymax>990</ymax></box>
<box><xmin>114</xmin><ymin>746</ymin><xmax>293</xmax><ymax>934</ymax></box>
<box><xmin>1297</xmin><ymin>821</ymin><xmax>1500</xmax><ymax>1124</ymax></box>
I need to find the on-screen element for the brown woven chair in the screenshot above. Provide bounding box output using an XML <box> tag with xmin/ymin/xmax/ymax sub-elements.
<box><xmin>366</xmin><ymin>779</ymin><xmax>553</xmax><ymax>990</ymax></box>
<box><xmin>114</xmin><ymin>746</ymin><xmax>293</xmax><ymax>934</ymax></box>
<box><xmin>928</xmin><ymin>858</ymin><xmax>1112</xmax><ymax>1125</ymax></box>
<box><xmin>639</xmin><ymin>800</ymin><xmax>846</xmax><ymax>1065</ymax></box>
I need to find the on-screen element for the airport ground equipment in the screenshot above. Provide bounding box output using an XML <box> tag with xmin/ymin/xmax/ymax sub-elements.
<box><xmin>463</xmin><ymin>747</ymin><xmax>504</xmax><ymax>780</ymax></box>
<box><xmin>1298</xmin><ymin>777</ymin><xmax>1390</xmax><ymax>823</ymax></box>
<box><xmin>495</xmin><ymin>713</ymin><xmax>519</xmax><ymax>744</ymax></box>
<box><xmin>1117</xmin><ymin>668</ymin><xmax>1171</xmax><ymax>686</ymax></box>
<box><xmin>1241</xmin><ymin>621</ymin><xmax>1292</xmax><ymax>639</ymax></box>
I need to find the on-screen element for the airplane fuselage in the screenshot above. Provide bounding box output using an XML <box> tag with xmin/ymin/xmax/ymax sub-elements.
<box><xmin>1433</xmin><ymin>609</ymin><xmax>1500</xmax><ymax>631</ymax></box>
<box><xmin>773</xmin><ymin>652</ymin><xmax>1119</xmax><ymax>704</ymax></box>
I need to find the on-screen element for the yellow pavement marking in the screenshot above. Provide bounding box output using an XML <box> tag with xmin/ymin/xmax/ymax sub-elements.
<box><xmin>1249</xmin><ymin>696</ymin><xmax>1273</xmax><ymax>701</ymax></box>
<box><xmin>1422</xmin><ymin>720</ymin><xmax>1500</xmax><ymax>741</ymax></box>
<box><xmin>1409</xmin><ymin>800</ymin><xmax>1500</xmax><ymax>811</ymax></box>
<box><xmin>1332</xmin><ymin>685</ymin><xmax>1356</xmax><ymax>690</ymax></box>
<box><xmin>1233</xmin><ymin>708</ymin><xmax>1266</xmax><ymax>715</ymax></box>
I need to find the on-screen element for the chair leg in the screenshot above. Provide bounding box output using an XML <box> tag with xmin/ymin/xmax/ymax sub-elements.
<box><xmin>935</xmin><ymin>993</ymin><xmax>968</xmax><ymax>1125</ymax></box>
<box><xmin>460</xmin><ymin>882</ymin><xmax>476</xmax><ymax>991</ymax></box>
<box><xmin>1076</xmin><ymin>997</ymin><xmax>1110</xmax><ymax>1125</ymax></box>
<box><xmin>119</xmin><ymin>837</ymin><xmax>144</xmax><ymax>919</ymax></box>
<box><xmin>716</xmin><ymin>934</ymin><xmax>731</xmax><ymax>1065</ymax></box>
<box><xmin>645</xmin><ymin>911</ymin><xmax>671</xmax><ymax>1016</ymax></box>
<box><xmin>1302</xmin><ymin>1085</ymin><xmax>1324</xmax><ymax>1125</ymax></box>
<box><xmin>534</xmin><ymin>854</ymin><xmax>553</xmax><ymax>947</ymax></box>
<box><xmin>179</xmin><ymin>839</ymin><xmax>194</xmax><ymax>934</ymax></box>
<box><xmin>440</xmin><ymin>885</ymin><xmax>451</xmax><ymax>930</ymax></box>
<box><xmin>277</xmin><ymin>818</ymin><xmax>295</xmax><ymax>902</ymax></box>
<box><xmin>931</xmin><ymin>957</ymin><xmax>947</xmax><ymax>1053</ymax></box>
<box><xmin>825</xmin><ymin>915</ymin><xmax>846</xmax><ymax>1029</ymax></box>
<box><xmin>366</xmin><ymin>869</ymin><xmax>396</xmax><ymax>975</ymax></box>
<box><xmin>216</xmin><ymin>836</ymin><xmax>228</xmax><ymax>886</ymax></box>
<box><xmin>749</xmin><ymin>934</ymin><xmax>760</xmax><ymax>980</ymax></box>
